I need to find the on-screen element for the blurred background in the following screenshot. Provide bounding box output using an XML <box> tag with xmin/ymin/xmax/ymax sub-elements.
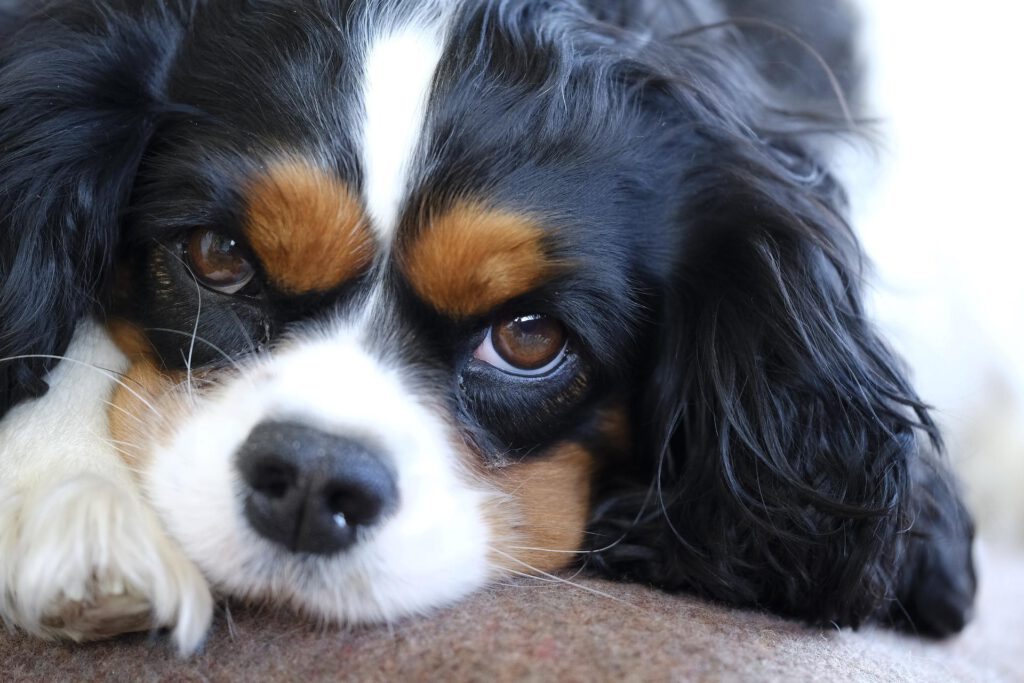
<box><xmin>852</xmin><ymin>1</ymin><xmax>1024</xmax><ymax>548</ymax></box>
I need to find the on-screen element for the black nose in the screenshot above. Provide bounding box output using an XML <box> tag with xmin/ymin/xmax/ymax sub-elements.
<box><xmin>237</xmin><ymin>421</ymin><xmax>398</xmax><ymax>556</ymax></box>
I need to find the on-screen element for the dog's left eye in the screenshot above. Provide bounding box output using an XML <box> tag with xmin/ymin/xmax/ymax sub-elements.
<box><xmin>186</xmin><ymin>229</ymin><xmax>255</xmax><ymax>295</ymax></box>
<box><xmin>474</xmin><ymin>314</ymin><xmax>568</xmax><ymax>376</ymax></box>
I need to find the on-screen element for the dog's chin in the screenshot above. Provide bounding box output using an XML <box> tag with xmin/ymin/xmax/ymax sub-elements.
<box><xmin>129</xmin><ymin>328</ymin><xmax>496</xmax><ymax>625</ymax></box>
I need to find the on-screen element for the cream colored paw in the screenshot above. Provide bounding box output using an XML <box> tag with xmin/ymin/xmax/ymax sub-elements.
<box><xmin>0</xmin><ymin>474</ymin><xmax>213</xmax><ymax>654</ymax></box>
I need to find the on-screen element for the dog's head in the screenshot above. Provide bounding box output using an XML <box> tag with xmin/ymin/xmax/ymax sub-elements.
<box><xmin>0</xmin><ymin>0</ymin><xmax>932</xmax><ymax>628</ymax></box>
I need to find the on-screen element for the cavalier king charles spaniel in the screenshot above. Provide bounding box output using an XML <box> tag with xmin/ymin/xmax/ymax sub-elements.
<box><xmin>0</xmin><ymin>0</ymin><xmax>976</xmax><ymax>654</ymax></box>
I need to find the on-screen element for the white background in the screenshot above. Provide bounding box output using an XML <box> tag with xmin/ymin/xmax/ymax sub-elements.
<box><xmin>854</xmin><ymin>1</ymin><xmax>1024</xmax><ymax>543</ymax></box>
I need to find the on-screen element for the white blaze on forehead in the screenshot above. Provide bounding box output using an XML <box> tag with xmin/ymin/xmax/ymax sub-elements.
<box><xmin>360</xmin><ymin>22</ymin><xmax>448</xmax><ymax>245</ymax></box>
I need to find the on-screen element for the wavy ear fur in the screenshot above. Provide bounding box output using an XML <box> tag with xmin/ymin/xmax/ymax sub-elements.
<box><xmin>632</xmin><ymin>147</ymin><xmax>930</xmax><ymax>624</ymax></box>
<box><xmin>588</xmin><ymin>7</ymin><xmax>975</xmax><ymax>636</ymax></box>
<box><xmin>0</xmin><ymin>0</ymin><xmax>185</xmax><ymax>415</ymax></box>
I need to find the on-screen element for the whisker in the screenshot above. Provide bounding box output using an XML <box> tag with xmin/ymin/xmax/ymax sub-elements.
<box><xmin>103</xmin><ymin>437</ymin><xmax>143</xmax><ymax>451</ymax></box>
<box><xmin>146</xmin><ymin>327</ymin><xmax>246</xmax><ymax>373</ymax></box>
<box><xmin>106</xmin><ymin>443</ymin><xmax>141</xmax><ymax>463</ymax></box>
<box><xmin>223</xmin><ymin>603</ymin><xmax>238</xmax><ymax>642</ymax></box>
<box><xmin>85</xmin><ymin>433</ymin><xmax>149</xmax><ymax>474</ymax></box>
<box><xmin>489</xmin><ymin>548</ymin><xmax>634</xmax><ymax>609</ymax></box>
<box><xmin>500</xmin><ymin>568</ymin><xmax>563</xmax><ymax>585</ymax></box>
<box><xmin>227</xmin><ymin>309</ymin><xmax>260</xmax><ymax>357</ymax></box>
<box><xmin>103</xmin><ymin>399</ymin><xmax>147</xmax><ymax>427</ymax></box>
<box><xmin>0</xmin><ymin>354</ymin><xmax>167</xmax><ymax>424</ymax></box>
<box><xmin>158</xmin><ymin>243</ymin><xmax>204</xmax><ymax>403</ymax></box>
<box><xmin>505</xmin><ymin>545</ymin><xmax>585</xmax><ymax>555</ymax></box>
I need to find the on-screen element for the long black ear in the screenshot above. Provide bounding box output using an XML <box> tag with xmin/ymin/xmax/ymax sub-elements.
<box><xmin>629</xmin><ymin>144</ymin><xmax>935</xmax><ymax>626</ymax></box>
<box><xmin>587</xmin><ymin>26</ymin><xmax>949</xmax><ymax>628</ymax></box>
<box><xmin>0</xmin><ymin>1</ymin><xmax>184</xmax><ymax>415</ymax></box>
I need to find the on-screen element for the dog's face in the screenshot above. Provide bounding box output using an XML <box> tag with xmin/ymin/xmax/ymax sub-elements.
<box><xmin>101</xmin><ymin>2</ymin><xmax>650</xmax><ymax>621</ymax></box>
<box><xmin>3</xmin><ymin>0</ymin><xmax>973</xmax><ymax>641</ymax></box>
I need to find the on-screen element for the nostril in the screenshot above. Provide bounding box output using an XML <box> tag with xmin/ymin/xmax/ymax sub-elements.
<box><xmin>246</xmin><ymin>459</ymin><xmax>297</xmax><ymax>500</ymax></box>
<box><xmin>327</xmin><ymin>484</ymin><xmax>385</xmax><ymax>529</ymax></box>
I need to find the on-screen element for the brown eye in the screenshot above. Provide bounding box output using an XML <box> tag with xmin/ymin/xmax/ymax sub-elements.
<box><xmin>186</xmin><ymin>229</ymin><xmax>255</xmax><ymax>294</ymax></box>
<box><xmin>476</xmin><ymin>314</ymin><xmax>568</xmax><ymax>376</ymax></box>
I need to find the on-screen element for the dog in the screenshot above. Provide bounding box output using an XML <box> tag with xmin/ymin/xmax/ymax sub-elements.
<box><xmin>0</xmin><ymin>0</ymin><xmax>976</xmax><ymax>654</ymax></box>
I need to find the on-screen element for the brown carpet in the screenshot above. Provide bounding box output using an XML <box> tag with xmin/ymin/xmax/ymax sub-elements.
<box><xmin>2</xmin><ymin>543</ymin><xmax>1021</xmax><ymax>682</ymax></box>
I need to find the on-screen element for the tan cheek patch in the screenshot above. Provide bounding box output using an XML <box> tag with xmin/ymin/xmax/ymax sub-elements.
<box><xmin>107</xmin><ymin>359</ymin><xmax>185</xmax><ymax>470</ymax></box>
<box><xmin>484</xmin><ymin>444</ymin><xmax>595</xmax><ymax>574</ymax></box>
<box><xmin>244</xmin><ymin>160</ymin><xmax>374</xmax><ymax>294</ymax></box>
<box><xmin>107</xmin><ymin>322</ymin><xmax>186</xmax><ymax>470</ymax></box>
<box><xmin>401</xmin><ymin>202</ymin><xmax>558</xmax><ymax>318</ymax></box>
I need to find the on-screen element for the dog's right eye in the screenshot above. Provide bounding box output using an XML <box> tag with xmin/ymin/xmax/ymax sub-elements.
<box><xmin>186</xmin><ymin>229</ymin><xmax>255</xmax><ymax>295</ymax></box>
<box><xmin>474</xmin><ymin>314</ymin><xmax>568</xmax><ymax>377</ymax></box>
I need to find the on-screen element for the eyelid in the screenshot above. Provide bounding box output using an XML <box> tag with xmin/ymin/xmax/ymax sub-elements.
<box><xmin>473</xmin><ymin>326</ymin><xmax>568</xmax><ymax>378</ymax></box>
<box><xmin>209</xmin><ymin>274</ymin><xmax>253</xmax><ymax>295</ymax></box>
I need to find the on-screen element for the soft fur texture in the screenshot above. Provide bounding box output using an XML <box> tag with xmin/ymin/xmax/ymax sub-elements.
<box><xmin>0</xmin><ymin>0</ymin><xmax>975</xmax><ymax>654</ymax></box>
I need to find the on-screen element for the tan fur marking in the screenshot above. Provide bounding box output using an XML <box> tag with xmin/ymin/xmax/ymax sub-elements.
<box><xmin>244</xmin><ymin>160</ymin><xmax>373</xmax><ymax>294</ymax></box>
<box><xmin>107</xmin><ymin>320</ymin><xmax>154</xmax><ymax>359</ymax></box>
<box><xmin>485</xmin><ymin>444</ymin><xmax>594</xmax><ymax>574</ymax></box>
<box><xmin>402</xmin><ymin>202</ymin><xmax>558</xmax><ymax>317</ymax></box>
<box><xmin>107</xmin><ymin>358</ymin><xmax>184</xmax><ymax>470</ymax></box>
<box><xmin>106</xmin><ymin>322</ymin><xmax>185</xmax><ymax>470</ymax></box>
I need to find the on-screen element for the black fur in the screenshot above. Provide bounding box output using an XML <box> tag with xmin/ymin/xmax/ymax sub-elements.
<box><xmin>0</xmin><ymin>0</ymin><xmax>185</xmax><ymax>413</ymax></box>
<box><xmin>576</xmin><ymin>0</ymin><xmax>976</xmax><ymax>635</ymax></box>
<box><xmin>0</xmin><ymin>0</ymin><xmax>975</xmax><ymax>638</ymax></box>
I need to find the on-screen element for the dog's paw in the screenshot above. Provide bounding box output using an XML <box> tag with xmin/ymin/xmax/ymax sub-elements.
<box><xmin>0</xmin><ymin>474</ymin><xmax>213</xmax><ymax>653</ymax></box>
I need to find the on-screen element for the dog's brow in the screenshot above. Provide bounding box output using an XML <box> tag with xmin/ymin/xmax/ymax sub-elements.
<box><xmin>243</xmin><ymin>160</ymin><xmax>375</xmax><ymax>294</ymax></box>
<box><xmin>399</xmin><ymin>201</ymin><xmax>560</xmax><ymax>318</ymax></box>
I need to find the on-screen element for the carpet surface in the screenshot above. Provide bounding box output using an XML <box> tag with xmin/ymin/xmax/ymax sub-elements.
<box><xmin>2</xmin><ymin>544</ymin><xmax>1021</xmax><ymax>682</ymax></box>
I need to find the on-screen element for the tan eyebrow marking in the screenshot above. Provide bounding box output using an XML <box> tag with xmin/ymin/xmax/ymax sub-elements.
<box><xmin>243</xmin><ymin>160</ymin><xmax>374</xmax><ymax>294</ymax></box>
<box><xmin>400</xmin><ymin>201</ymin><xmax>559</xmax><ymax>318</ymax></box>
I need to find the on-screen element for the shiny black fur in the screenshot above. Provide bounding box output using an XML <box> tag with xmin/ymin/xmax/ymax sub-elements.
<box><xmin>0</xmin><ymin>0</ymin><xmax>975</xmax><ymax>637</ymax></box>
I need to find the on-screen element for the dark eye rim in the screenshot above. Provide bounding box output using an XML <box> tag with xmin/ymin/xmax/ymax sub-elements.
<box><xmin>458</xmin><ymin>334</ymin><xmax>592</xmax><ymax>452</ymax></box>
<box><xmin>465</xmin><ymin>339</ymin><xmax>581</xmax><ymax>385</ymax></box>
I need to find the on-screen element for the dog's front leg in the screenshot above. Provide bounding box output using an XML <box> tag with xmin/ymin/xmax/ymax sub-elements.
<box><xmin>0</xmin><ymin>321</ymin><xmax>212</xmax><ymax>653</ymax></box>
